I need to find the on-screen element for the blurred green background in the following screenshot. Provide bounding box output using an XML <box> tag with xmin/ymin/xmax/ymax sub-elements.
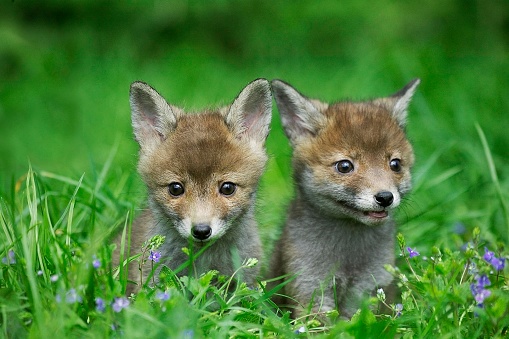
<box><xmin>1</xmin><ymin>0</ymin><xmax>508</xmax><ymax>249</ymax></box>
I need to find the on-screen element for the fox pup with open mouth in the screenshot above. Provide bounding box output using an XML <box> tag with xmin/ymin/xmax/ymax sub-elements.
<box><xmin>270</xmin><ymin>79</ymin><xmax>419</xmax><ymax>318</ymax></box>
<box><xmin>116</xmin><ymin>79</ymin><xmax>272</xmax><ymax>293</ymax></box>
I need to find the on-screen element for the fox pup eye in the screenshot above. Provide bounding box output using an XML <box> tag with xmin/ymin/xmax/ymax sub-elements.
<box><xmin>219</xmin><ymin>182</ymin><xmax>236</xmax><ymax>196</ymax></box>
<box><xmin>335</xmin><ymin>160</ymin><xmax>354</xmax><ymax>174</ymax></box>
<box><xmin>390</xmin><ymin>159</ymin><xmax>402</xmax><ymax>172</ymax></box>
<box><xmin>168</xmin><ymin>182</ymin><xmax>185</xmax><ymax>197</ymax></box>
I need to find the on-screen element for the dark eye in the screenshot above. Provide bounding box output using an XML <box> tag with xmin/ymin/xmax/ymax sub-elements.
<box><xmin>335</xmin><ymin>160</ymin><xmax>354</xmax><ymax>174</ymax></box>
<box><xmin>219</xmin><ymin>182</ymin><xmax>236</xmax><ymax>196</ymax></box>
<box><xmin>390</xmin><ymin>159</ymin><xmax>402</xmax><ymax>172</ymax></box>
<box><xmin>168</xmin><ymin>182</ymin><xmax>185</xmax><ymax>197</ymax></box>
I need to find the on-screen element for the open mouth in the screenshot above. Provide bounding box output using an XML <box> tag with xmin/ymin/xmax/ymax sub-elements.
<box><xmin>364</xmin><ymin>210</ymin><xmax>388</xmax><ymax>219</ymax></box>
<box><xmin>337</xmin><ymin>201</ymin><xmax>389</xmax><ymax>220</ymax></box>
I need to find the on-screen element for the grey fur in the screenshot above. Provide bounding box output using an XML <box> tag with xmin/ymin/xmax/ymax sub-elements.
<box><xmin>270</xmin><ymin>79</ymin><xmax>419</xmax><ymax>318</ymax></box>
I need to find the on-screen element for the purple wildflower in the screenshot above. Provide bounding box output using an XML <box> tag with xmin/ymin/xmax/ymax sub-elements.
<box><xmin>477</xmin><ymin>274</ymin><xmax>491</xmax><ymax>288</ymax></box>
<box><xmin>95</xmin><ymin>297</ymin><xmax>106</xmax><ymax>312</ymax></box>
<box><xmin>471</xmin><ymin>274</ymin><xmax>491</xmax><ymax>307</ymax></box>
<box><xmin>474</xmin><ymin>289</ymin><xmax>491</xmax><ymax>304</ymax></box>
<box><xmin>92</xmin><ymin>256</ymin><xmax>101</xmax><ymax>269</ymax></box>
<box><xmin>490</xmin><ymin>257</ymin><xmax>505</xmax><ymax>271</ymax></box>
<box><xmin>112</xmin><ymin>297</ymin><xmax>130</xmax><ymax>312</ymax></box>
<box><xmin>65</xmin><ymin>288</ymin><xmax>82</xmax><ymax>304</ymax></box>
<box><xmin>37</xmin><ymin>270</ymin><xmax>43</xmax><ymax>276</ymax></box>
<box><xmin>483</xmin><ymin>247</ymin><xmax>506</xmax><ymax>271</ymax></box>
<box><xmin>148</xmin><ymin>250</ymin><xmax>161</xmax><ymax>263</ymax></box>
<box><xmin>155</xmin><ymin>290</ymin><xmax>171</xmax><ymax>301</ymax></box>
<box><xmin>407</xmin><ymin>247</ymin><xmax>420</xmax><ymax>258</ymax></box>
<box><xmin>2</xmin><ymin>250</ymin><xmax>16</xmax><ymax>265</ymax></box>
<box><xmin>395</xmin><ymin>303</ymin><xmax>403</xmax><ymax>317</ymax></box>
<box><xmin>483</xmin><ymin>247</ymin><xmax>495</xmax><ymax>262</ymax></box>
<box><xmin>50</xmin><ymin>274</ymin><xmax>59</xmax><ymax>282</ymax></box>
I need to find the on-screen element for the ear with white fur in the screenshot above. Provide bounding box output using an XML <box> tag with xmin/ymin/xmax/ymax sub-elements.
<box><xmin>130</xmin><ymin>81</ymin><xmax>181</xmax><ymax>152</ymax></box>
<box><xmin>377</xmin><ymin>79</ymin><xmax>420</xmax><ymax>127</ymax></box>
<box><xmin>225</xmin><ymin>78</ymin><xmax>272</xmax><ymax>144</ymax></box>
<box><xmin>271</xmin><ymin>79</ymin><xmax>328</xmax><ymax>144</ymax></box>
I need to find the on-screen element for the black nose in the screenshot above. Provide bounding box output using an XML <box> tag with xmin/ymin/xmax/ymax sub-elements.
<box><xmin>374</xmin><ymin>191</ymin><xmax>394</xmax><ymax>207</ymax></box>
<box><xmin>191</xmin><ymin>224</ymin><xmax>212</xmax><ymax>240</ymax></box>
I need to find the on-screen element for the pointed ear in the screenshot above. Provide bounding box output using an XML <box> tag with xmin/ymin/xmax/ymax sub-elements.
<box><xmin>271</xmin><ymin>79</ymin><xmax>328</xmax><ymax>144</ymax></box>
<box><xmin>225</xmin><ymin>78</ymin><xmax>272</xmax><ymax>144</ymax></box>
<box><xmin>375</xmin><ymin>79</ymin><xmax>420</xmax><ymax>127</ymax></box>
<box><xmin>130</xmin><ymin>81</ymin><xmax>181</xmax><ymax>152</ymax></box>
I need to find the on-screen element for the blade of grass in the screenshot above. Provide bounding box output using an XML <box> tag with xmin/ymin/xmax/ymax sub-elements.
<box><xmin>93</xmin><ymin>136</ymin><xmax>119</xmax><ymax>196</ymax></box>
<box><xmin>475</xmin><ymin>123</ymin><xmax>509</xmax><ymax>239</ymax></box>
<box><xmin>412</xmin><ymin>142</ymin><xmax>456</xmax><ymax>193</ymax></box>
<box><xmin>20</xmin><ymin>167</ymin><xmax>43</xmax><ymax>334</ymax></box>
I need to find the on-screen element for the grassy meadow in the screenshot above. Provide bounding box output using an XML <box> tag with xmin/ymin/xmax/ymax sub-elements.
<box><xmin>1</xmin><ymin>1</ymin><xmax>508</xmax><ymax>337</ymax></box>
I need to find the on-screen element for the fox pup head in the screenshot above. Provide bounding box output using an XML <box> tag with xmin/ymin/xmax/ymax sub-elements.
<box><xmin>130</xmin><ymin>79</ymin><xmax>272</xmax><ymax>241</ymax></box>
<box><xmin>272</xmin><ymin>79</ymin><xmax>419</xmax><ymax>226</ymax></box>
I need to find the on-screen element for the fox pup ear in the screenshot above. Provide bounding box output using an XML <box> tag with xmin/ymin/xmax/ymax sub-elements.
<box><xmin>225</xmin><ymin>78</ymin><xmax>272</xmax><ymax>144</ymax></box>
<box><xmin>376</xmin><ymin>79</ymin><xmax>420</xmax><ymax>127</ymax></box>
<box><xmin>129</xmin><ymin>81</ymin><xmax>181</xmax><ymax>152</ymax></box>
<box><xmin>271</xmin><ymin>80</ymin><xmax>328</xmax><ymax>144</ymax></box>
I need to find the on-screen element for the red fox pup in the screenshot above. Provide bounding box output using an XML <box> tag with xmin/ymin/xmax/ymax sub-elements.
<box><xmin>270</xmin><ymin>79</ymin><xmax>420</xmax><ymax>318</ymax></box>
<box><xmin>117</xmin><ymin>79</ymin><xmax>272</xmax><ymax>292</ymax></box>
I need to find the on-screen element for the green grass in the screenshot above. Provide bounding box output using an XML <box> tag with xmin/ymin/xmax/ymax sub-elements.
<box><xmin>1</xmin><ymin>0</ymin><xmax>509</xmax><ymax>337</ymax></box>
<box><xmin>2</xmin><ymin>166</ymin><xmax>508</xmax><ymax>337</ymax></box>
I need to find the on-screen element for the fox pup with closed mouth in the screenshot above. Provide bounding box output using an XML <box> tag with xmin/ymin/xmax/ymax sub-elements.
<box><xmin>270</xmin><ymin>79</ymin><xmax>420</xmax><ymax>318</ymax></box>
<box><xmin>116</xmin><ymin>79</ymin><xmax>272</xmax><ymax>293</ymax></box>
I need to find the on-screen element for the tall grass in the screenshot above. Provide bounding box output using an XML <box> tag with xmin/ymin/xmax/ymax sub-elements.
<box><xmin>1</xmin><ymin>157</ymin><xmax>507</xmax><ymax>337</ymax></box>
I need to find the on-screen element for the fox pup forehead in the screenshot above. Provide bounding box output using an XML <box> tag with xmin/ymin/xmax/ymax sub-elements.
<box><xmin>272</xmin><ymin>79</ymin><xmax>419</xmax><ymax>162</ymax></box>
<box><xmin>306</xmin><ymin>102</ymin><xmax>414</xmax><ymax>166</ymax></box>
<box><xmin>141</xmin><ymin>112</ymin><xmax>267</xmax><ymax>188</ymax></box>
<box><xmin>129</xmin><ymin>79</ymin><xmax>272</xmax><ymax>183</ymax></box>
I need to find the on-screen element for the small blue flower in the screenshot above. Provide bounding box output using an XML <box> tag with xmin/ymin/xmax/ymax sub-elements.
<box><xmin>92</xmin><ymin>255</ymin><xmax>101</xmax><ymax>269</ymax></box>
<box><xmin>149</xmin><ymin>250</ymin><xmax>161</xmax><ymax>263</ymax></box>
<box><xmin>407</xmin><ymin>247</ymin><xmax>420</xmax><ymax>258</ymax></box>
<box><xmin>2</xmin><ymin>250</ymin><xmax>16</xmax><ymax>265</ymax></box>
<box><xmin>376</xmin><ymin>288</ymin><xmax>386</xmax><ymax>301</ymax></box>
<box><xmin>483</xmin><ymin>248</ymin><xmax>506</xmax><ymax>271</ymax></box>
<box><xmin>65</xmin><ymin>288</ymin><xmax>82</xmax><ymax>304</ymax></box>
<box><xmin>477</xmin><ymin>274</ymin><xmax>491</xmax><ymax>288</ymax></box>
<box><xmin>395</xmin><ymin>303</ymin><xmax>403</xmax><ymax>317</ymax></box>
<box><xmin>112</xmin><ymin>297</ymin><xmax>130</xmax><ymax>312</ymax></box>
<box><xmin>471</xmin><ymin>274</ymin><xmax>492</xmax><ymax>306</ymax></box>
<box><xmin>155</xmin><ymin>290</ymin><xmax>170</xmax><ymax>301</ymax></box>
<box><xmin>50</xmin><ymin>274</ymin><xmax>59</xmax><ymax>282</ymax></box>
<box><xmin>489</xmin><ymin>257</ymin><xmax>505</xmax><ymax>271</ymax></box>
<box><xmin>474</xmin><ymin>288</ymin><xmax>491</xmax><ymax>304</ymax></box>
<box><xmin>483</xmin><ymin>247</ymin><xmax>495</xmax><ymax>262</ymax></box>
<box><xmin>95</xmin><ymin>297</ymin><xmax>106</xmax><ymax>312</ymax></box>
<box><xmin>294</xmin><ymin>326</ymin><xmax>306</xmax><ymax>334</ymax></box>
